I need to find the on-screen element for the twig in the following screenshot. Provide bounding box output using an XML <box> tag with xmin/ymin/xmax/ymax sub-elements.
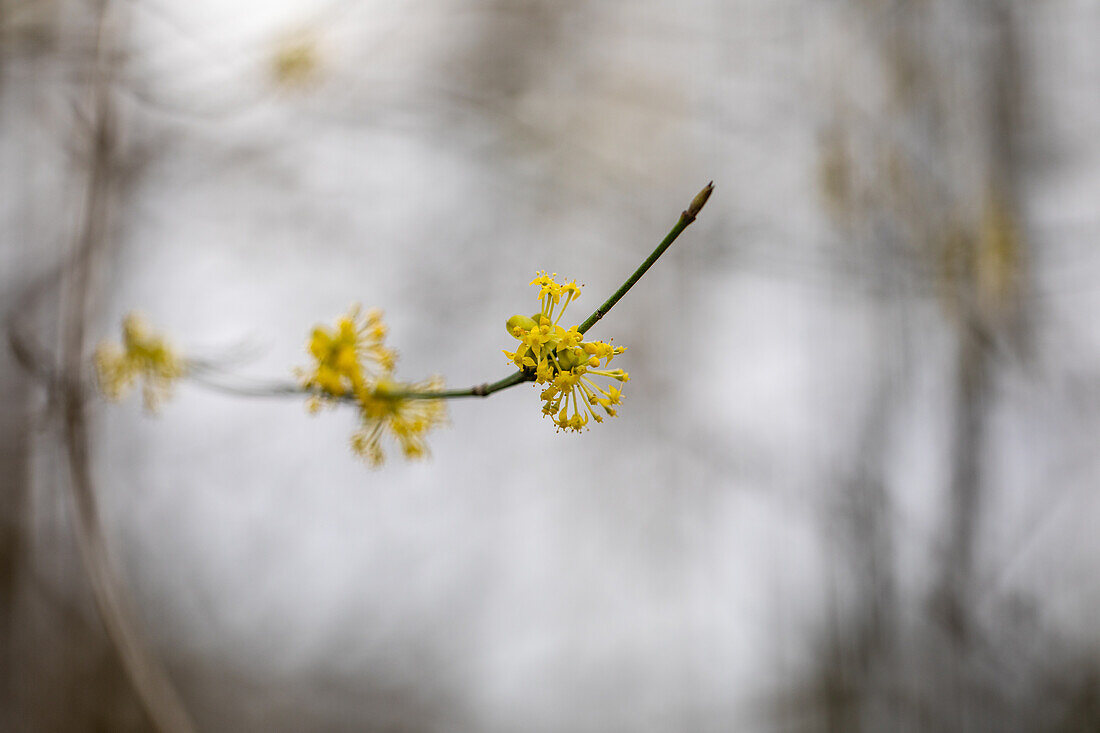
<box><xmin>57</xmin><ymin>3</ymin><xmax>196</xmax><ymax>731</ymax></box>
<box><xmin>577</xmin><ymin>181</ymin><xmax>712</xmax><ymax>335</ymax></box>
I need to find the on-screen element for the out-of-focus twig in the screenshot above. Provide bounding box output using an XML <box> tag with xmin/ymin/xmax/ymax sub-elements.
<box><xmin>55</xmin><ymin>3</ymin><xmax>196</xmax><ymax>732</ymax></box>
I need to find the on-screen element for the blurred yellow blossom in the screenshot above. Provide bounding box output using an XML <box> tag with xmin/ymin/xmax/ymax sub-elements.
<box><xmin>504</xmin><ymin>272</ymin><xmax>628</xmax><ymax>432</ymax></box>
<box><xmin>299</xmin><ymin>306</ymin><xmax>446</xmax><ymax>465</ymax></box>
<box><xmin>272</xmin><ymin>32</ymin><xmax>321</xmax><ymax>86</ymax></box>
<box><xmin>94</xmin><ymin>313</ymin><xmax>185</xmax><ymax>412</ymax></box>
<box><xmin>297</xmin><ymin>305</ymin><xmax>395</xmax><ymax>410</ymax></box>
<box><xmin>352</xmin><ymin>377</ymin><xmax>448</xmax><ymax>467</ymax></box>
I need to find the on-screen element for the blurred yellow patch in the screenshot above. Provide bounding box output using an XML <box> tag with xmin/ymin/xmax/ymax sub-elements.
<box><xmin>352</xmin><ymin>377</ymin><xmax>449</xmax><ymax>468</ymax></box>
<box><xmin>298</xmin><ymin>306</ymin><xmax>447</xmax><ymax>466</ymax></box>
<box><xmin>94</xmin><ymin>313</ymin><xmax>185</xmax><ymax>412</ymax></box>
<box><xmin>977</xmin><ymin>191</ymin><xmax>1021</xmax><ymax>315</ymax></box>
<box><xmin>272</xmin><ymin>32</ymin><xmax>321</xmax><ymax>86</ymax></box>
<box><xmin>297</xmin><ymin>305</ymin><xmax>395</xmax><ymax>407</ymax></box>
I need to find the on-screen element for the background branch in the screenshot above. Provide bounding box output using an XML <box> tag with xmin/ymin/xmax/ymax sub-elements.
<box><xmin>56</xmin><ymin>3</ymin><xmax>196</xmax><ymax>731</ymax></box>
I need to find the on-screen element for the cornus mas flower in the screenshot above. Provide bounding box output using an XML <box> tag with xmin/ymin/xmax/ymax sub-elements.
<box><xmin>298</xmin><ymin>306</ymin><xmax>446</xmax><ymax>466</ymax></box>
<box><xmin>297</xmin><ymin>305</ymin><xmax>395</xmax><ymax>410</ymax></box>
<box><xmin>504</xmin><ymin>272</ymin><xmax>628</xmax><ymax>432</ymax></box>
<box><xmin>352</xmin><ymin>376</ymin><xmax>448</xmax><ymax>467</ymax></box>
<box><xmin>94</xmin><ymin>313</ymin><xmax>186</xmax><ymax>412</ymax></box>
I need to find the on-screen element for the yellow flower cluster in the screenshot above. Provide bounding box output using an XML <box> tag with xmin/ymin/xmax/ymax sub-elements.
<box><xmin>94</xmin><ymin>313</ymin><xmax>186</xmax><ymax>412</ymax></box>
<box><xmin>298</xmin><ymin>305</ymin><xmax>395</xmax><ymax>407</ymax></box>
<box><xmin>504</xmin><ymin>272</ymin><xmax>628</xmax><ymax>432</ymax></box>
<box><xmin>352</xmin><ymin>377</ymin><xmax>447</xmax><ymax>467</ymax></box>
<box><xmin>299</xmin><ymin>306</ymin><xmax>446</xmax><ymax>466</ymax></box>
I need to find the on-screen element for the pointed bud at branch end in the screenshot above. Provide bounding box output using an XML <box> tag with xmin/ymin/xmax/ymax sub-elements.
<box><xmin>684</xmin><ymin>181</ymin><xmax>714</xmax><ymax>221</ymax></box>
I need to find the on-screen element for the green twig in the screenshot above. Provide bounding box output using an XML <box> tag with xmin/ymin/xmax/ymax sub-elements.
<box><xmin>186</xmin><ymin>368</ymin><xmax>533</xmax><ymax>402</ymax></box>
<box><xmin>577</xmin><ymin>181</ymin><xmax>712</xmax><ymax>335</ymax></box>
<box><xmin>395</xmin><ymin>369</ymin><xmax>531</xmax><ymax>399</ymax></box>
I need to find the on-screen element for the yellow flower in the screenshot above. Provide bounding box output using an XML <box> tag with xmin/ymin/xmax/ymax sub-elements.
<box><xmin>297</xmin><ymin>305</ymin><xmax>395</xmax><ymax>409</ymax></box>
<box><xmin>505</xmin><ymin>272</ymin><xmax>628</xmax><ymax>432</ymax></box>
<box><xmin>300</xmin><ymin>306</ymin><xmax>447</xmax><ymax>465</ymax></box>
<box><xmin>94</xmin><ymin>313</ymin><xmax>186</xmax><ymax>412</ymax></box>
<box><xmin>352</xmin><ymin>377</ymin><xmax>448</xmax><ymax>467</ymax></box>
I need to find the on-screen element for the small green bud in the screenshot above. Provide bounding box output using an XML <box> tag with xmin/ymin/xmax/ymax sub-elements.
<box><xmin>506</xmin><ymin>314</ymin><xmax>537</xmax><ymax>336</ymax></box>
<box><xmin>556</xmin><ymin>348</ymin><xmax>582</xmax><ymax>370</ymax></box>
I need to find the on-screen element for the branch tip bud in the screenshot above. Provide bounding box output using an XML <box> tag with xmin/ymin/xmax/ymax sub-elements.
<box><xmin>686</xmin><ymin>181</ymin><xmax>714</xmax><ymax>220</ymax></box>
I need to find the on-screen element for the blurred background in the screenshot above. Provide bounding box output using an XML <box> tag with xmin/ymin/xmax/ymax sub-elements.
<box><xmin>3</xmin><ymin>0</ymin><xmax>1100</xmax><ymax>730</ymax></box>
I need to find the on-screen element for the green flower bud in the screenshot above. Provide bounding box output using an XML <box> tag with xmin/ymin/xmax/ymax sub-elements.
<box><xmin>506</xmin><ymin>314</ymin><xmax>537</xmax><ymax>337</ymax></box>
<box><xmin>556</xmin><ymin>347</ymin><xmax>583</xmax><ymax>371</ymax></box>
